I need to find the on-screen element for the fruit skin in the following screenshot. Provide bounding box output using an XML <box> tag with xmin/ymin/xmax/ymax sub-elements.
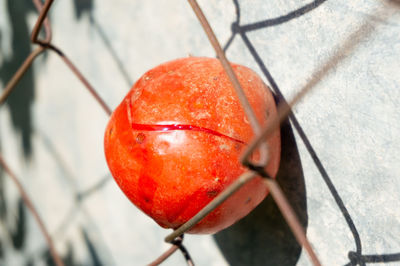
<box><xmin>104</xmin><ymin>57</ymin><xmax>280</xmax><ymax>234</ymax></box>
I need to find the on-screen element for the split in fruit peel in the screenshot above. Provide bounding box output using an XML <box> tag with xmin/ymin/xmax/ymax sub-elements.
<box><xmin>104</xmin><ymin>57</ymin><xmax>281</xmax><ymax>234</ymax></box>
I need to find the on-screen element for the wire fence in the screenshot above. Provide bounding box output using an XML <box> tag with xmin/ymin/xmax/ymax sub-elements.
<box><xmin>0</xmin><ymin>0</ymin><xmax>399</xmax><ymax>265</ymax></box>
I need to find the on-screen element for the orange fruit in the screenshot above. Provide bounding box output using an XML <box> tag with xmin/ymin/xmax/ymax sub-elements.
<box><xmin>104</xmin><ymin>57</ymin><xmax>280</xmax><ymax>234</ymax></box>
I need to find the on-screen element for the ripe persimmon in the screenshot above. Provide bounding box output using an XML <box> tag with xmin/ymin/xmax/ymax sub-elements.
<box><xmin>104</xmin><ymin>57</ymin><xmax>280</xmax><ymax>234</ymax></box>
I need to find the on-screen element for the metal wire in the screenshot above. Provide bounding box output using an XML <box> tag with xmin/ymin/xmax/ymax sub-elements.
<box><xmin>0</xmin><ymin>154</ymin><xmax>64</xmax><ymax>266</ymax></box>
<box><xmin>148</xmin><ymin>245</ymin><xmax>179</xmax><ymax>266</ymax></box>
<box><xmin>186</xmin><ymin>0</ymin><xmax>270</xmax><ymax>167</ymax></box>
<box><xmin>240</xmin><ymin>9</ymin><xmax>386</xmax><ymax>166</ymax></box>
<box><xmin>1</xmin><ymin>0</ymin><xmax>397</xmax><ymax>265</ymax></box>
<box><xmin>0</xmin><ymin>0</ymin><xmax>320</xmax><ymax>265</ymax></box>
<box><xmin>0</xmin><ymin>1</ymin><xmax>112</xmax><ymax>116</ymax></box>
<box><xmin>0</xmin><ymin>0</ymin><xmax>109</xmax><ymax>264</ymax></box>
<box><xmin>166</xmin><ymin>1</ymin><xmax>322</xmax><ymax>265</ymax></box>
<box><xmin>0</xmin><ymin>47</ymin><xmax>45</xmax><ymax>105</ymax></box>
<box><xmin>264</xmin><ymin>178</ymin><xmax>320</xmax><ymax>265</ymax></box>
<box><xmin>31</xmin><ymin>0</ymin><xmax>53</xmax><ymax>44</ymax></box>
<box><xmin>165</xmin><ymin>171</ymin><xmax>257</xmax><ymax>243</ymax></box>
<box><xmin>148</xmin><ymin>236</ymin><xmax>194</xmax><ymax>266</ymax></box>
<box><xmin>46</xmin><ymin>44</ymin><xmax>112</xmax><ymax>116</ymax></box>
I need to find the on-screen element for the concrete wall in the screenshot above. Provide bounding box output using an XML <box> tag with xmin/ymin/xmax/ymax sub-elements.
<box><xmin>0</xmin><ymin>0</ymin><xmax>399</xmax><ymax>265</ymax></box>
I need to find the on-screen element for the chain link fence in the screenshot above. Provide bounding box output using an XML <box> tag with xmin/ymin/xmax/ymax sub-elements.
<box><xmin>0</xmin><ymin>0</ymin><xmax>399</xmax><ymax>265</ymax></box>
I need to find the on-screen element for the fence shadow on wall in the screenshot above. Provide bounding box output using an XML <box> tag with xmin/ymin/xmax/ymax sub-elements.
<box><xmin>217</xmin><ymin>0</ymin><xmax>400</xmax><ymax>265</ymax></box>
<box><xmin>214</xmin><ymin>117</ymin><xmax>307</xmax><ymax>266</ymax></box>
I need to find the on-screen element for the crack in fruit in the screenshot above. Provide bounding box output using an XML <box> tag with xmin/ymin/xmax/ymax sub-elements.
<box><xmin>130</xmin><ymin>123</ymin><xmax>246</xmax><ymax>145</ymax></box>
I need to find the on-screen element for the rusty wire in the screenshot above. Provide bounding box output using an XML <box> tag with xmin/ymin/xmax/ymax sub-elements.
<box><xmin>0</xmin><ymin>154</ymin><xmax>64</xmax><ymax>266</ymax></box>
<box><xmin>0</xmin><ymin>0</ymin><xmax>319</xmax><ymax>265</ymax></box>
<box><xmin>186</xmin><ymin>0</ymin><xmax>270</xmax><ymax>167</ymax></box>
<box><xmin>239</xmin><ymin>7</ymin><xmax>390</xmax><ymax>166</ymax></box>
<box><xmin>1</xmin><ymin>0</ymin><xmax>396</xmax><ymax>265</ymax></box>
<box><xmin>164</xmin><ymin>1</ymin><xmax>322</xmax><ymax>265</ymax></box>
<box><xmin>31</xmin><ymin>0</ymin><xmax>53</xmax><ymax>44</ymax></box>
<box><xmin>165</xmin><ymin>171</ymin><xmax>257</xmax><ymax>243</ymax></box>
<box><xmin>149</xmin><ymin>236</ymin><xmax>194</xmax><ymax>266</ymax></box>
<box><xmin>0</xmin><ymin>0</ymin><xmax>110</xmax><ymax>264</ymax></box>
<box><xmin>0</xmin><ymin>0</ymin><xmax>111</xmax><ymax>115</ymax></box>
<box><xmin>0</xmin><ymin>47</ymin><xmax>45</xmax><ymax>104</ymax></box>
<box><xmin>162</xmin><ymin>0</ymin><xmax>399</xmax><ymax>264</ymax></box>
<box><xmin>148</xmin><ymin>244</ymin><xmax>180</xmax><ymax>266</ymax></box>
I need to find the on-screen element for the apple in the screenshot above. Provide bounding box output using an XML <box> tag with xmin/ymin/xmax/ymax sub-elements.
<box><xmin>104</xmin><ymin>57</ymin><xmax>280</xmax><ymax>234</ymax></box>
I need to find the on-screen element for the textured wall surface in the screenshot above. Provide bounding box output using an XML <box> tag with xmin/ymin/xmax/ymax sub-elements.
<box><xmin>0</xmin><ymin>0</ymin><xmax>399</xmax><ymax>265</ymax></box>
